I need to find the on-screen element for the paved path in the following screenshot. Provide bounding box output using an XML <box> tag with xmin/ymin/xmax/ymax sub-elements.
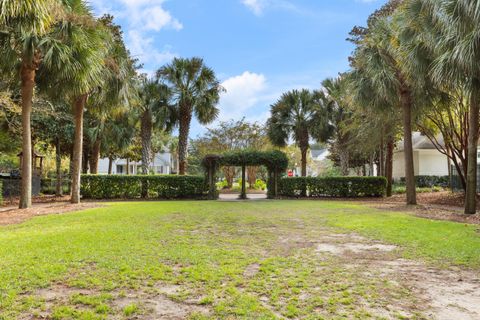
<box><xmin>218</xmin><ymin>193</ymin><xmax>268</xmax><ymax>201</ymax></box>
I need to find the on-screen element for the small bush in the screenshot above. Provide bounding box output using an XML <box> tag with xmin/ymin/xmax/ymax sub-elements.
<box><xmin>81</xmin><ymin>175</ymin><xmax>208</xmax><ymax>200</ymax></box>
<box><xmin>399</xmin><ymin>175</ymin><xmax>450</xmax><ymax>188</ymax></box>
<box><xmin>254</xmin><ymin>179</ymin><xmax>267</xmax><ymax>191</ymax></box>
<box><xmin>279</xmin><ymin>177</ymin><xmax>387</xmax><ymax>198</ymax></box>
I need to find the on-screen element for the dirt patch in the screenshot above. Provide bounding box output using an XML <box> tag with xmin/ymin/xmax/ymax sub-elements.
<box><xmin>27</xmin><ymin>282</ymin><xmax>210</xmax><ymax>319</ymax></box>
<box><xmin>316</xmin><ymin>242</ymin><xmax>396</xmax><ymax>255</ymax></box>
<box><xmin>244</xmin><ymin>263</ymin><xmax>261</xmax><ymax>278</ymax></box>
<box><xmin>0</xmin><ymin>202</ymin><xmax>101</xmax><ymax>226</ymax></box>
<box><xmin>371</xmin><ymin>259</ymin><xmax>480</xmax><ymax>320</ymax></box>
<box><xmin>310</xmin><ymin>232</ymin><xmax>480</xmax><ymax>320</ymax></box>
<box><xmin>365</xmin><ymin>201</ymin><xmax>480</xmax><ymax>224</ymax></box>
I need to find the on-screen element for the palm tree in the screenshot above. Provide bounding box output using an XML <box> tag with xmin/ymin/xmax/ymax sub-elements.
<box><xmin>0</xmin><ymin>0</ymin><xmax>69</xmax><ymax>208</ymax></box>
<box><xmin>138</xmin><ymin>78</ymin><xmax>172</xmax><ymax>174</ymax></box>
<box><xmin>349</xmin><ymin>15</ymin><xmax>419</xmax><ymax>205</ymax></box>
<box><xmin>322</xmin><ymin>77</ymin><xmax>352</xmax><ymax>176</ymax></box>
<box><xmin>401</xmin><ymin>0</ymin><xmax>480</xmax><ymax>214</ymax></box>
<box><xmin>42</xmin><ymin>2</ymin><xmax>108</xmax><ymax>204</ymax></box>
<box><xmin>267</xmin><ymin>89</ymin><xmax>331</xmax><ymax>177</ymax></box>
<box><xmin>86</xmin><ymin>15</ymin><xmax>138</xmax><ymax>175</ymax></box>
<box><xmin>157</xmin><ymin>57</ymin><xmax>222</xmax><ymax>175</ymax></box>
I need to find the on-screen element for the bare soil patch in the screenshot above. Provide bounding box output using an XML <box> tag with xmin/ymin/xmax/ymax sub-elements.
<box><xmin>310</xmin><ymin>232</ymin><xmax>480</xmax><ymax>320</ymax></box>
<box><xmin>365</xmin><ymin>200</ymin><xmax>480</xmax><ymax>224</ymax></box>
<box><xmin>0</xmin><ymin>202</ymin><xmax>101</xmax><ymax>226</ymax></box>
<box><xmin>27</xmin><ymin>282</ymin><xmax>210</xmax><ymax>319</ymax></box>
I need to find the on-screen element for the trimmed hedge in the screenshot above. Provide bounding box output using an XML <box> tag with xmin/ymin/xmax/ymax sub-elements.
<box><xmin>81</xmin><ymin>175</ymin><xmax>208</xmax><ymax>200</ymax></box>
<box><xmin>400</xmin><ymin>175</ymin><xmax>450</xmax><ymax>188</ymax></box>
<box><xmin>279</xmin><ymin>177</ymin><xmax>387</xmax><ymax>198</ymax></box>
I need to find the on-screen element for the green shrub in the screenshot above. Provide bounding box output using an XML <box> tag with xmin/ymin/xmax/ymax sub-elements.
<box><xmin>393</xmin><ymin>184</ymin><xmax>445</xmax><ymax>195</ymax></box>
<box><xmin>81</xmin><ymin>175</ymin><xmax>208</xmax><ymax>200</ymax></box>
<box><xmin>254</xmin><ymin>179</ymin><xmax>267</xmax><ymax>191</ymax></box>
<box><xmin>216</xmin><ymin>180</ymin><xmax>229</xmax><ymax>190</ymax></box>
<box><xmin>399</xmin><ymin>175</ymin><xmax>450</xmax><ymax>188</ymax></box>
<box><xmin>279</xmin><ymin>177</ymin><xmax>387</xmax><ymax>198</ymax></box>
<box><xmin>41</xmin><ymin>178</ymin><xmax>71</xmax><ymax>195</ymax></box>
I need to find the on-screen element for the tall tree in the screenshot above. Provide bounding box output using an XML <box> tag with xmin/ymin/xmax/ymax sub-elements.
<box><xmin>56</xmin><ymin>6</ymin><xmax>107</xmax><ymax>204</ymax></box>
<box><xmin>267</xmin><ymin>89</ymin><xmax>332</xmax><ymax>177</ymax></box>
<box><xmin>349</xmin><ymin>13</ymin><xmax>419</xmax><ymax>205</ymax></box>
<box><xmin>157</xmin><ymin>57</ymin><xmax>222</xmax><ymax>175</ymax></box>
<box><xmin>0</xmin><ymin>0</ymin><xmax>70</xmax><ymax>208</ymax></box>
<box><xmin>86</xmin><ymin>14</ymin><xmax>137</xmax><ymax>175</ymax></box>
<box><xmin>401</xmin><ymin>0</ymin><xmax>480</xmax><ymax>213</ymax></box>
<box><xmin>137</xmin><ymin>78</ymin><xmax>172</xmax><ymax>174</ymax></box>
<box><xmin>322</xmin><ymin>77</ymin><xmax>352</xmax><ymax>176</ymax></box>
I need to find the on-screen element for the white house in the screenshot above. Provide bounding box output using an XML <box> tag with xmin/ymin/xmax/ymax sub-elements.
<box><xmin>97</xmin><ymin>151</ymin><xmax>176</xmax><ymax>175</ymax></box>
<box><xmin>393</xmin><ymin>132</ymin><xmax>449</xmax><ymax>180</ymax></box>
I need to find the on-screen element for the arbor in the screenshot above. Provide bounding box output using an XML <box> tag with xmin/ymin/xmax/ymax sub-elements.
<box><xmin>267</xmin><ymin>89</ymin><xmax>331</xmax><ymax>177</ymax></box>
<box><xmin>157</xmin><ymin>57</ymin><xmax>222</xmax><ymax>175</ymax></box>
<box><xmin>0</xmin><ymin>0</ymin><xmax>69</xmax><ymax>208</ymax></box>
<box><xmin>190</xmin><ymin>119</ymin><xmax>269</xmax><ymax>187</ymax></box>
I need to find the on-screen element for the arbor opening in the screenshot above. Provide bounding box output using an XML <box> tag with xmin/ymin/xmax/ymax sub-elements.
<box><xmin>202</xmin><ymin>150</ymin><xmax>288</xmax><ymax>200</ymax></box>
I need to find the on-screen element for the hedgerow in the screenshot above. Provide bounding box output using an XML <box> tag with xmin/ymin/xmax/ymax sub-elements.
<box><xmin>81</xmin><ymin>175</ymin><xmax>208</xmax><ymax>200</ymax></box>
<box><xmin>399</xmin><ymin>175</ymin><xmax>450</xmax><ymax>188</ymax></box>
<box><xmin>279</xmin><ymin>176</ymin><xmax>387</xmax><ymax>198</ymax></box>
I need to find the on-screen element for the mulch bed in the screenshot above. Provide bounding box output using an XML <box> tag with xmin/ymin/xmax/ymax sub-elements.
<box><xmin>0</xmin><ymin>202</ymin><xmax>101</xmax><ymax>226</ymax></box>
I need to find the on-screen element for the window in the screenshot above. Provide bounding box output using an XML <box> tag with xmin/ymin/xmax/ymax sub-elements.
<box><xmin>116</xmin><ymin>165</ymin><xmax>124</xmax><ymax>174</ymax></box>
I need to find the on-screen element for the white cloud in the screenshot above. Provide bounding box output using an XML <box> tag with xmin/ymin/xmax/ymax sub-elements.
<box><xmin>144</xmin><ymin>6</ymin><xmax>183</xmax><ymax>31</ymax></box>
<box><xmin>90</xmin><ymin>0</ymin><xmax>182</xmax><ymax>73</ymax></box>
<box><xmin>241</xmin><ymin>0</ymin><xmax>298</xmax><ymax>16</ymax></box>
<box><xmin>219</xmin><ymin>71</ymin><xmax>267</xmax><ymax>120</ymax></box>
<box><xmin>128</xmin><ymin>30</ymin><xmax>177</xmax><ymax>75</ymax></box>
<box><xmin>242</xmin><ymin>0</ymin><xmax>264</xmax><ymax>15</ymax></box>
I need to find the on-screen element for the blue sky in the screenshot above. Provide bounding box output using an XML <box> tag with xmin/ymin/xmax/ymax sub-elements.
<box><xmin>90</xmin><ymin>0</ymin><xmax>387</xmax><ymax>137</ymax></box>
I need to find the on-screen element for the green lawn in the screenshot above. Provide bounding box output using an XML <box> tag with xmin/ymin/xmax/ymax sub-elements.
<box><xmin>0</xmin><ymin>201</ymin><xmax>479</xmax><ymax>319</ymax></box>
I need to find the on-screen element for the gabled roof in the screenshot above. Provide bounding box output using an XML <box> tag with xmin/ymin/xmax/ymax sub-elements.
<box><xmin>396</xmin><ymin>132</ymin><xmax>444</xmax><ymax>152</ymax></box>
<box><xmin>310</xmin><ymin>148</ymin><xmax>329</xmax><ymax>161</ymax></box>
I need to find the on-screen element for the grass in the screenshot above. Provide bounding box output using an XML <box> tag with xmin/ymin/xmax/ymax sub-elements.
<box><xmin>0</xmin><ymin>200</ymin><xmax>479</xmax><ymax>319</ymax></box>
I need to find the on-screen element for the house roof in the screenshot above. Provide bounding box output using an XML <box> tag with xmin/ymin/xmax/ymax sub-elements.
<box><xmin>310</xmin><ymin>148</ymin><xmax>329</xmax><ymax>161</ymax></box>
<box><xmin>396</xmin><ymin>132</ymin><xmax>444</xmax><ymax>152</ymax></box>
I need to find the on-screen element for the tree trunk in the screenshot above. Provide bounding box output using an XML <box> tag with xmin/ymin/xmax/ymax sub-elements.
<box><xmin>178</xmin><ymin>109</ymin><xmax>192</xmax><ymax>175</ymax></box>
<box><xmin>223</xmin><ymin>166</ymin><xmax>236</xmax><ymax>188</ymax></box>
<box><xmin>55</xmin><ymin>138</ymin><xmax>63</xmax><ymax>196</ymax></box>
<box><xmin>140</xmin><ymin>110</ymin><xmax>153</xmax><ymax>175</ymax></box>
<box><xmin>108</xmin><ymin>157</ymin><xmax>113</xmax><ymax>174</ymax></box>
<box><xmin>339</xmin><ymin>150</ymin><xmax>349</xmax><ymax>176</ymax></box>
<box><xmin>385</xmin><ymin>136</ymin><xmax>394</xmax><ymax>197</ymax></box>
<box><xmin>82</xmin><ymin>148</ymin><xmax>89</xmax><ymax>174</ymax></box>
<box><xmin>247</xmin><ymin>166</ymin><xmax>257</xmax><ymax>188</ymax></box>
<box><xmin>400</xmin><ymin>90</ymin><xmax>417</xmax><ymax>205</ymax></box>
<box><xmin>126</xmin><ymin>159</ymin><xmax>130</xmax><ymax>175</ymax></box>
<box><xmin>379</xmin><ymin>136</ymin><xmax>385</xmax><ymax>177</ymax></box>
<box><xmin>71</xmin><ymin>94</ymin><xmax>88</xmax><ymax>204</ymax></box>
<box><xmin>240</xmin><ymin>165</ymin><xmax>246</xmax><ymax>199</ymax></box>
<box><xmin>89</xmin><ymin>137</ymin><xmax>101</xmax><ymax>174</ymax></box>
<box><xmin>19</xmin><ymin>63</ymin><xmax>36</xmax><ymax>209</ymax></box>
<box><xmin>465</xmin><ymin>84</ymin><xmax>479</xmax><ymax>214</ymax></box>
<box><xmin>300</xmin><ymin>145</ymin><xmax>308</xmax><ymax>177</ymax></box>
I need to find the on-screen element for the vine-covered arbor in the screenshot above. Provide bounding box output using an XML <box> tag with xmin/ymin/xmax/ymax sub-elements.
<box><xmin>202</xmin><ymin>150</ymin><xmax>289</xmax><ymax>199</ymax></box>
